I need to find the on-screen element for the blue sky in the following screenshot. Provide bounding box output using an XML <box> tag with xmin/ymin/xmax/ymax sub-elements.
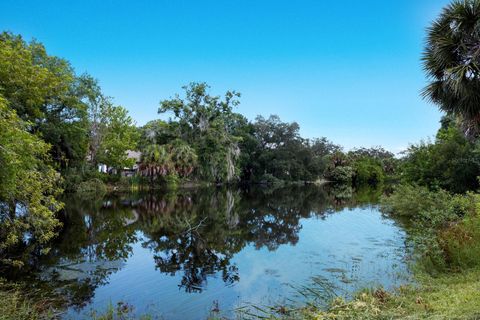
<box><xmin>0</xmin><ymin>0</ymin><xmax>451</xmax><ymax>152</ymax></box>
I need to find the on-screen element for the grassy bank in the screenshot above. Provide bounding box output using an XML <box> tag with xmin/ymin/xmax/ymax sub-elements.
<box><xmin>293</xmin><ymin>268</ymin><xmax>480</xmax><ymax>319</ymax></box>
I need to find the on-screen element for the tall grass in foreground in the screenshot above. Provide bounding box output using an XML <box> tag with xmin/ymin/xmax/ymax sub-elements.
<box><xmin>0</xmin><ymin>279</ymin><xmax>59</xmax><ymax>320</ymax></box>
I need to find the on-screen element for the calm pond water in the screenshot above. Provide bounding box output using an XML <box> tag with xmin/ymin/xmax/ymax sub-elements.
<box><xmin>22</xmin><ymin>185</ymin><xmax>410</xmax><ymax>319</ymax></box>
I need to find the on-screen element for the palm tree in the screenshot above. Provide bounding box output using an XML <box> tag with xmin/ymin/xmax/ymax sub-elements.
<box><xmin>140</xmin><ymin>141</ymin><xmax>198</xmax><ymax>179</ymax></box>
<box><xmin>139</xmin><ymin>144</ymin><xmax>173</xmax><ymax>178</ymax></box>
<box><xmin>422</xmin><ymin>0</ymin><xmax>480</xmax><ymax>137</ymax></box>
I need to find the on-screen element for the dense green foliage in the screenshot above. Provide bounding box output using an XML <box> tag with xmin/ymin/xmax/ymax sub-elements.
<box><xmin>352</xmin><ymin>158</ymin><xmax>384</xmax><ymax>185</ymax></box>
<box><xmin>0</xmin><ymin>32</ymin><xmax>89</xmax><ymax>170</ymax></box>
<box><xmin>381</xmin><ymin>181</ymin><xmax>480</xmax><ymax>273</ymax></box>
<box><xmin>155</xmin><ymin>83</ymin><xmax>242</xmax><ymax>183</ymax></box>
<box><xmin>0</xmin><ymin>97</ymin><xmax>62</xmax><ymax>268</ymax></box>
<box><xmin>95</xmin><ymin>103</ymin><xmax>139</xmax><ymax>171</ymax></box>
<box><xmin>251</xmin><ymin>116</ymin><xmax>335</xmax><ymax>182</ymax></box>
<box><xmin>439</xmin><ymin>212</ymin><xmax>480</xmax><ymax>270</ymax></box>
<box><xmin>0</xmin><ymin>33</ymin><xmax>138</xmax><ymax>268</ymax></box>
<box><xmin>322</xmin><ymin>147</ymin><xmax>396</xmax><ymax>186</ymax></box>
<box><xmin>369</xmin><ymin>185</ymin><xmax>480</xmax><ymax>319</ymax></box>
<box><xmin>381</xmin><ymin>184</ymin><xmax>472</xmax><ymax>228</ymax></box>
<box><xmin>140</xmin><ymin>91</ymin><xmax>397</xmax><ymax>186</ymax></box>
<box><xmin>399</xmin><ymin>117</ymin><xmax>480</xmax><ymax>193</ymax></box>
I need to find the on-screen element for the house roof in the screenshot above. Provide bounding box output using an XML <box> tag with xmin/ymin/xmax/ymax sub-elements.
<box><xmin>126</xmin><ymin>150</ymin><xmax>142</xmax><ymax>162</ymax></box>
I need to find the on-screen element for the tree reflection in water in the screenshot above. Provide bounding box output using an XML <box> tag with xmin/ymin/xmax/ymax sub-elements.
<box><xmin>14</xmin><ymin>185</ymin><xmax>384</xmax><ymax>310</ymax></box>
<box><xmin>137</xmin><ymin>190</ymin><xmax>243</xmax><ymax>292</ymax></box>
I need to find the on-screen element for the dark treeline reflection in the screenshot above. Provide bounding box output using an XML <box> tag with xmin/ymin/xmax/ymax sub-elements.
<box><xmin>15</xmin><ymin>185</ymin><xmax>384</xmax><ymax>310</ymax></box>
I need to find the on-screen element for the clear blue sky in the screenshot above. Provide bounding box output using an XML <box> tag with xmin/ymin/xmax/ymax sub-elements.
<box><xmin>1</xmin><ymin>0</ymin><xmax>451</xmax><ymax>152</ymax></box>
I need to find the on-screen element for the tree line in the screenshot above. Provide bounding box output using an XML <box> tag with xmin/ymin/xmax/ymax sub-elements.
<box><xmin>138</xmin><ymin>83</ymin><xmax>398</xmax><ymax>187</ymax></box>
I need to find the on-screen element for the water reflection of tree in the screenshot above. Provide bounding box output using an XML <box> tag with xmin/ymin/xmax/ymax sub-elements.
<box><xmin>134</xmin><ymin>185</ymin><xmax>379</xmax><ymax>291</ymax></box>
<box><xmin>114</xmin><ymin>185</ymin><xmax>385</xmax><ymax>292</ymax></box>
<box><xmin>16</xmin><ymin>184</ymin><xmax>387</xmax><ymax>310</ymax></box>
<box><xmin>33</xmin><ymin>195</ymin><xmax>138</xmax><ymax>310</ymax></box>
<box><xmin>136</xmin><ymin>190</ymin><xmax>243</xmax><ymax>292</ymax></box>
<box><xmin>239</xmin><ymin>186</ymin><xmax>325</xmax><ymax>250</ymax></box>
<box><xmin>324</xmin><ymin>184</ymin><xmax>384</xmax><ymax>210</ymax></box>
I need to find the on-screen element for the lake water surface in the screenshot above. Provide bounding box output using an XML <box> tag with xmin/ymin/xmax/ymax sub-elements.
<box><xmin>23</xmin><ymin>186</ymin><xmax>410</xmax><ymax>319</ymax></box>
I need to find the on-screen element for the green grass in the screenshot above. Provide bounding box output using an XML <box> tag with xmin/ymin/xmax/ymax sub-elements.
<box><xmin>290</xmin><ymin>267</ymin><xmax>480</xmax><ymax>319</ymax></box>
<box><xmin>89</xmin><ymin>302</ymin><xmax>152</xmax><ymax>320</ymax></box>
<box><xmin>0</xmin><ymin>279</ymin><xmax>58</xmax><ymax>320</ymax></box>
